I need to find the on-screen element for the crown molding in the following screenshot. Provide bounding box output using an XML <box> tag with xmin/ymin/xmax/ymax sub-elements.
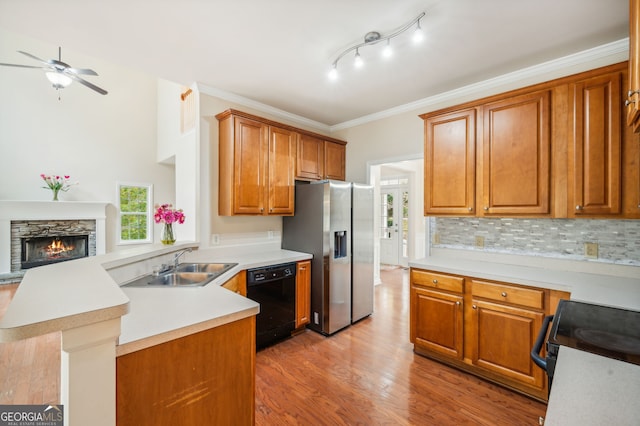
<box><xmin>330</xmin><ymin>38</ymin><xmax>629</xmax><ymax>132</ymax></box>
<box><xmin>196</xmin><ymin>83</ymin><xmax>332</xmax><ymax>133</ymax></box>
<box><xmin>197</xmin><ymin>39</ymin><xmax>629</xmax><ymax>133</ymax></box>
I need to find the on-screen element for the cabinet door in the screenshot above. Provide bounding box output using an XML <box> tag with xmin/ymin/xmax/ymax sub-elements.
<box><xmin>296</xmin><ymin>260</ymin><xmax>311</xmax><ymax>327</ymax></box>
<box><xmin>482</xmin><ymin>91</ymin><xmax>551</xmax><ymax>215</ymax></box>
<box><xmin>424</xmin><ymin>109</ymin><xmax>476</xmax><ymax>215</ymax></box>
<box><xmin>628</xmin><ymin>0</ymin><xmax>640</xmax><ymax>132</ymax></box>
<box><xmin>470</xmin><ymin>299</ymin><xmax>545</xmax><ymax>391</ymax></box>
<box><xmin>570</xmin><ymin>72</ymin><xmax>622</xmax><ymax>216</ymax></box>
<box><xmin>324</xmin><ymin>141</ymin><xmax>346</xmax><ymax>181</ymax></box>
<box><xmin>234</xmin><ymin>117</ymin><xmax>268</xmax><ymax>214</ymax></box>
<box><xmin>410</xmin><ymin>286</ymin><xmax>463</xmax><ymax>359</ymax></box>
<box><xmin>267</xmin><ymin>126</ymin><xmax>296</xmax><ymax>215</ymax></box>
<box><xmin>297</xmin><ymin>134</ymin><xmax>324</xmax><ymax>180</ymax></box>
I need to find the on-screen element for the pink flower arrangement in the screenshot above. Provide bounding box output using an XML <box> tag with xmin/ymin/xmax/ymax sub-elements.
<box><xmin>40</xmin><ymin>173</ymin><xmax>77</xmax><ymax>192</ymax></box>
<box><xmin>154</xmin><ymin>204</ymin><xmax>186</xmax><ymax>225</ymax></box>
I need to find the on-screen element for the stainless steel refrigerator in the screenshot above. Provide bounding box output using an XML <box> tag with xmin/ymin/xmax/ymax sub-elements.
<box><xmin>282</xmin><ymin>180</ymin><xmax>374</xmax><ymax>335</ymax></box>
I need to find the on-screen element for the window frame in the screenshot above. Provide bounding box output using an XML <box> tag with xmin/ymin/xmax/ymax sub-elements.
<box><xmin>116</xmin><ymin>182</ymin><xmax>153</xmax><ymax>245</ymax></box>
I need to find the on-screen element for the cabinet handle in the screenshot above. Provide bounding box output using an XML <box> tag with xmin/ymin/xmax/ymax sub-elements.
<box><xmin>483</xmin><ymin>206</ymin><xmax>489</xmax><ymax>211</ymax></box>
<box><xmin>628</xmin><ymin>90</ymin><xmax>640</xmax><ymax>97</ymax></box>
<box><xmin>575</xmin><ymin>205</ymin><xmax>583</xmax><ymax>211</ymax></box>
<box><xmin>626</xmin><ymin>99</ymin><xmax>636</xmax><ymax>107</ymax></box>
<box><xmin>501</xmin><ymin>292</ymin><xmax>507</xmax><ymax>297</ymax></box>
<box><xmin>472</xmin><ymin>304</ymin><xmax>477</xmax><ymax>310</ymax></box>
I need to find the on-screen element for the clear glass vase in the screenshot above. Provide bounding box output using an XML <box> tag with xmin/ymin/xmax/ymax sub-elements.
<box><xmin>52</xmin><ymin>188</ymin><xmax>60</xmax><ymax>201</ymax></box>
<box><xmin>161</xmin><ymin>223</ymin><xmax>176</xmax><ymax>245</ymax></box>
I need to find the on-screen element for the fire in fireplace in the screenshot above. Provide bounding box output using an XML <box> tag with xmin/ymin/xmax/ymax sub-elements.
<box><xmin>21</xmin><ymin>235</ymin><xmax>89</xmax><ymax>269</ymax></box>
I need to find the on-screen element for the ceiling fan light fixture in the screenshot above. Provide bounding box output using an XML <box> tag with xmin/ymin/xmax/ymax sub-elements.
<box><xmin>328</xmin><ymin>11</ymin><xmax>425</xmax><ymax>80</ymax></box>
<box><xmin>45</xmin><ymin>71</ymin><xmax>72</xmax><ymax>89</ymax></box>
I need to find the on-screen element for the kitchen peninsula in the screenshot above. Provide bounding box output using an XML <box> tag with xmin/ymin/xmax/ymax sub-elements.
<box><xmin>0</xmin><ymin>242</ymin><xmax>311</xmax><ymax>426</ymax></box>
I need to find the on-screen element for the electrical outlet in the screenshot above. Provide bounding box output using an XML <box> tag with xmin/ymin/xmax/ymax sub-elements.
<box><xmin>433</xmin><ymin>233</ymin><xmax>441</xmax><ymax>244</ymax></box>
<box><xmin>475</xmin><ymin>236</ymin><xmax>485</xmax><ymax>248</ymax></box>
<box><xmin>211</xmin><ymin>234</ymin><xmax>220</xmax><ymax>245</ymax></box>
<box><xmin>584</xmin><ymin>242</ymin><xmax>598</xmax><ymax>258</ymax></box>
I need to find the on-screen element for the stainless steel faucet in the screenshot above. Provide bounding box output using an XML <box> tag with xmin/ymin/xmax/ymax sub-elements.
<box><xmin>173</xmin><ymin>247</ymin><xmax>193</xmax><ymax>268</ymax></box>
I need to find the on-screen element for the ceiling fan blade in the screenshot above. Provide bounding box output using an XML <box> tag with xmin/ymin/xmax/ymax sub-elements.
<box><xmin>68</xmin><ymin>73</ymin><xmax>108</xmax><ymax>95</ymax></box>
<box><xmin>67</xmin><ymin>67</ymin><xmax>98</xmax><ymax>76</ymax></box>
<box><xmin>17</xmin><ymin>50</ymin><xmax>50</xmax><ymax>66</ymax></box>
<box><xmin>0</xmin><ymin>62</ymin><xmax>49</xmax><ymax>69</ymax></box>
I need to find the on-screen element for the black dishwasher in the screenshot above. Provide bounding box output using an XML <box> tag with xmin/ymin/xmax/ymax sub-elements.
<box><xmin>246</xmin><ymin>263</ymin><xmax>296</xmax><ymax>350</ymax></box>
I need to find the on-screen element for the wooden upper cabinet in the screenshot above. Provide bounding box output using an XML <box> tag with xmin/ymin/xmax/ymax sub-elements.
<box><xmin>232</xmin><ymin>117</ymin><xmax>268</xmax><ymax>215</ymax></box>
<box><xmin>217</xmin><ymin>110</ymin><xmax>295</xmax><ymax>216</ymax></box>
<box><xmin>324</xmin><ymin>141</ymin><xmax>346</xmax><ymax>181</ymax></box>
<box><xmin>423</xmin><ymin>108</ymin><xmax>476</xmax><ymax>215</ymax></box>
<box><xmin>267</xmin><ymin>126</ymin><xmax>296</xmax><ymax>215</ymax></box>
<box><xmin>627</xmin><ymin>0</ymin><xmax>640</xmax><ymax>132</ymax></box>
<box><xmin>297</xmin><ymin>134</ymin><xmax>324</xmax><ymax>180</ymax></box>
<box><xmin>481</xmin><ymin>91</ymin><xmax>551</xmax><ymax>216</ymax></box>
<box><xmin>569</xmin><ymin>72</ymin><xmax>622</xmax><ymax>216</ymax></box>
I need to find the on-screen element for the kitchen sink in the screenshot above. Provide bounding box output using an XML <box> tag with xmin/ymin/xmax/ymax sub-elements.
<box><xmin>122</xmin><ymin>263</ymin><xmax>238</xmax><ymax>287</ymax></box>
<box><xmin>175</xmin><ymin>262</ymin><xmax>237</xmax><ymax>274</ymax></box>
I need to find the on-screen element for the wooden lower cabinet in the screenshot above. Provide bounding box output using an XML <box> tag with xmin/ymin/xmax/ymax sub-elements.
<box><xmin>470</xmin><ymin>299</ymin><xmax>545</xmax><ymax>392</ymax></box>
<box><xmin>295</xmin><ymin>260</ymin><xmax>311</xmax><ymax>328</ymax></box>
<box><xmin>411</xmin><ymin>286</ymin><xmax>464</xmax><ymax>359</ymax></box>
<box><xmin>410</xmin><ymin>267</ymin><xmax>570</xmax><ymax>402</ymax></box>
<box><xmin>222</xmin><ymin>270</ymin><xmax>247</xmax><ymax>296</ymax></box>
<box><xmin>116</xmin><ymin>316</ymin><xmax>255</xmax><ymax>426</ymax></box>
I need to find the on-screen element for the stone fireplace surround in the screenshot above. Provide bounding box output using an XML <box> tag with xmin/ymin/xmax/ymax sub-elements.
<box><xmin>0</xmin><ymin>201</ymin><xmax>108</xmax><ymax>276</ymax></box>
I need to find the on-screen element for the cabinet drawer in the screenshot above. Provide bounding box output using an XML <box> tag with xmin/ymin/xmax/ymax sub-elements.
<box><xmin>411</xmin><ymin>269</ymin><xmax>464</xmax><ymax>293</ymax></box>
<box><xmin>471</xmin><ymin>280</ymin><xmax>544</xmax><ymax>310</ymax></box>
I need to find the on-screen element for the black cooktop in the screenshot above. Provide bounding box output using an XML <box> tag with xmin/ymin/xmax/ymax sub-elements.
<box><xmin>549</xmin><ymin>300</ymin><xmax>640</xmax><ymax>366</ymax></box>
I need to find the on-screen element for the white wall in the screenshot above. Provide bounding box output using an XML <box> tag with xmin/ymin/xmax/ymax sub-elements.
<box><xmin>0</xmin><ymin>28</ymin><xmax>175</xmax><ymax>251</ymax></box>
<box><xmin>157</xmin><ymin>79</ymin><xmax>199</xmax><ymax>242</ymax></box>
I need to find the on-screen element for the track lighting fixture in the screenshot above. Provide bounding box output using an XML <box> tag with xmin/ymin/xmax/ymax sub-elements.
<box><xmin>328</xmin><ymin>12</ymin><xmax>425</xmax><ymax>80</ymax></box>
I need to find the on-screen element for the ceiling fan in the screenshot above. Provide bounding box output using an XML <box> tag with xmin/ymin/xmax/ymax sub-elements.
<box><xmin>0</xmin><ymin>47</ymin><xmax>108</xmax><ymax>96</ymax></box>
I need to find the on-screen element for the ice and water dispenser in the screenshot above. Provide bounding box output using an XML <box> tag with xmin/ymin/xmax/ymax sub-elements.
<box><xmin>334</xmin><ymin>231</ymin><xmax>347</xmax><ymax>259</ymax></box>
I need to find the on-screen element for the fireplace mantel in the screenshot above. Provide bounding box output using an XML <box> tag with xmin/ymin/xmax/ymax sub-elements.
<box><xmin>0</xmin><ymin>200</ymin><xmax>109</xmax><ymax>274</ymax></box>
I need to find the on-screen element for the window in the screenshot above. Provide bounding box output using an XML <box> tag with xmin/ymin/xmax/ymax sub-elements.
<box><xmin>117</xmin><ymin>183</ymin><xmax>153</xmax><ymax>244</ymax></box>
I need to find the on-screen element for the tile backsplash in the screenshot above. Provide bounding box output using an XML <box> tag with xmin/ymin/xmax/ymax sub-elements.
<box><xmin>431</xmin><ymin>217</ymin><xmax>640</xmax><ymax>267</ymax></box>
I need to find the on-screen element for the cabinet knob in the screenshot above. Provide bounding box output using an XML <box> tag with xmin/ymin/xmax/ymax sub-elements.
<box><xmin>432</xmin><ymin>279</ymin><xmax>438</xmax><ymax>284</ymax></box>
<box><xmin>501</xmin><ymin>292</ymin><xmax>507</xmax><ymax>297</ymax></box>
<box><xmin>455</xmin><ymin>301</ymin><xmax>461</xmax><ymax>306</ymax></box>
<box><xmin>575</xmin><ymin>205</ymin><xmax>583</xmax><ymax>211</ymax></box>
<box><xmin>483</xmin><ymin>206</ymin><xmax>489</xmax><ymax>211</ymax></box>
<box><xmin>472</xmin><ymin>304</ymin><xmax>477</xmax><ymax>310</ymax></box>
<box><xmin>468</xmin><ymin>207</ymin><xmax>473</xmax><ymax>212</ymax></box>
<box><xmin>260</xmin><ymin>208</ymin><xmax>264</xmax><ymax>212</ymax></box>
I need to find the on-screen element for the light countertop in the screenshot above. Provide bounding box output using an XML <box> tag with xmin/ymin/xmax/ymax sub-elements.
<box><xmin>409</xmin><ymin>257</ymin><xmax>640</xmax><ymax>311</ymax></box>
<box><xmin>117</xmin><ymin>247</ymin><xmax>312</xmax><ymax>355</ymax></box>
<box><xmin>0</xmin><ymin>242</ymin><xmax>312</xmax><ymax>357</ymax></box>
<box><xmin>544</xmin><ymin>347</ymin><xmax>640</xmax><ymax>426</ymax></box>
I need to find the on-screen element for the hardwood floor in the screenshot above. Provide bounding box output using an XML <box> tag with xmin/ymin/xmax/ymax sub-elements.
<box><xmin>0</xmin><ymin>283</ymin><xmax>60</xmax><ymax>405</ymax></box>
<box><xmin>0</xmin><ymin>269</ymin><xmax>546</xmax><ymax>424</ymax></box>
<box><xmin>255</xmin><ymin>268</ymin><xmax>546</xmax><ymax>425</ymax></box>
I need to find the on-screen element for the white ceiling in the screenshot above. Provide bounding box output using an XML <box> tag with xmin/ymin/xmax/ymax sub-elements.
<box><xmin>0</xmin><ymin>0</ymin><xmax>629</xmax><ymax>127</ymax></box>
